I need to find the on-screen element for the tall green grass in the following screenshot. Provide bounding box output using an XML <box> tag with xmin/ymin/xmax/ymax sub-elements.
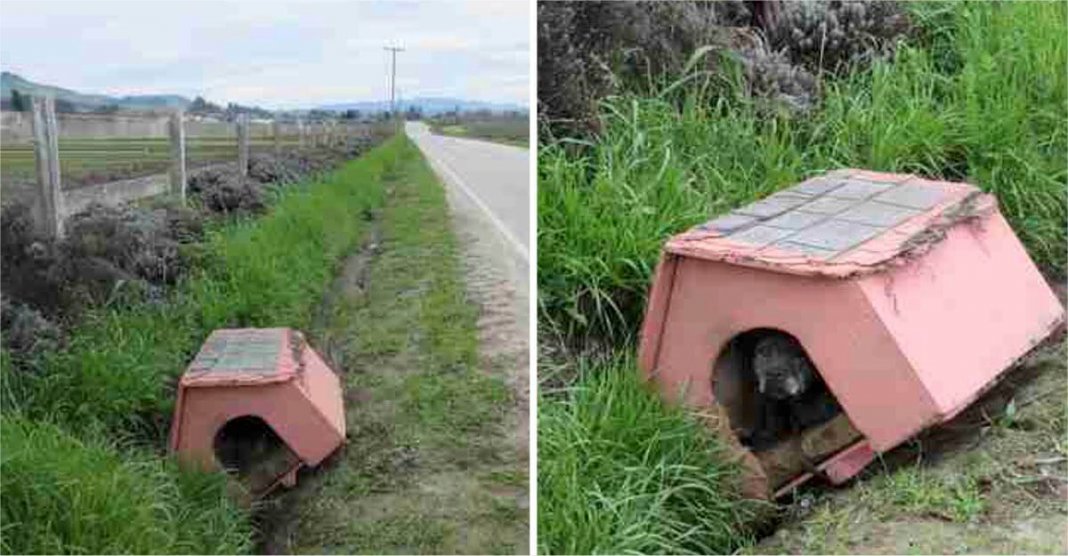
<box><xmin>538</xmin><ymin>1</ymin><xmax>1067</xmax><ymax>345</ymax></box>
<box><xmin>538</xmin><ymin>356</ymin><xmax>756</xmax><ymax>554</ymax></box>
<box><xmin>0</xmin><ymin>417</ymin><xmax>252</xmax><ymax>555</ymax></box>
<box><xmin>1</xmin><ymin>137</ymin><xmax>403</xmax><ymax>553</ymax></box>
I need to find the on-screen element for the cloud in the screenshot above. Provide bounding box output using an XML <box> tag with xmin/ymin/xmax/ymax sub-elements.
<box><xmin>0</xmin><ymin>0</ymin><xmax>530</xmax><ymax>108</ymax></box>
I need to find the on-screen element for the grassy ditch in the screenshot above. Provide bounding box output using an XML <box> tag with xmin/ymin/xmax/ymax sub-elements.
<box><xmin>538</xmin><ymin>1</ymin><xmax>1067</xmax><ymax>346</ymax></box>
<box><xmin>259</xmin><ymin>138</ymin><xmax>523</xmax><ymax>554</ymax></box>
<box><xmin>0</xmin><ymin>417</ymin><xmax>252</xmax><ymax>554</ymax></box>
<box><xmin>537</xmin><ymin>2</ymin><xmax>1067</xmax><ymax>554</ymax></box>
<box><xmin>1</xmin><ymin>137</ymin><xmax>404</xmax><ymax>554</ymax></box>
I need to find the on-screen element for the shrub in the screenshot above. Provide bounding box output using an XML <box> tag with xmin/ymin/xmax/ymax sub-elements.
<box><xmin>767</xmin><ymin>1</ymin><xmax>913</xmax><ymax>74</ymax></box>
<box><xmin>536</xmin><ymin>1</ymin><xmax>910</xmax><ymax>135</ymax></box>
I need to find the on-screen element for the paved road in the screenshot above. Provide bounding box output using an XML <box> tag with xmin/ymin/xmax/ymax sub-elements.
<box><xmin>406</xmin><ymin>121</ymin><xmax>530</xmax><ymax>263</ymax></box>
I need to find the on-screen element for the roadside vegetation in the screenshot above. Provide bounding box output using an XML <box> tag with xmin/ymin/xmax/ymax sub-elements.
<box><xmin>1</xmin><ymin>136</ymin><xmax>398</xmax><ymax>553</ymax></box>
<box><xmin>537</xmin><ymin>2</ymin><xmax>1066</xmax><ymax>554</ymax></box>
<box><xmin>540</xmin><ymin>1</ymin><xmax>1066</xmax><ymax>346</ymax></box>
<box><xmin>430</xmin><ymin>113</ymin><xmax>529</xmax><ymax>147</ymax></box>
<box><xmin>260</xmin><ymin>139</ymin><xmax>522</xmax><ymax>554</ymax></box>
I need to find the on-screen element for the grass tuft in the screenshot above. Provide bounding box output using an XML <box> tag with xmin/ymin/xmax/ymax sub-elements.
<box><xmin>537</xmin><ymin>355</ymin><xmax>757</xmax><ymax>555</ymax></box>
<box><xmin>0</xmin><ymin>416</ymin><xmax>251</xmax><ymax>555</ymax></box>
<box><xmin>869</xmin><ymin>467</ymin><xmax>985</xmax><ymax>523</ymax></box>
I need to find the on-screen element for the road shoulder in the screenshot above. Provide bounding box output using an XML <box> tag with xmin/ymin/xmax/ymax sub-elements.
<box><xmin>258</xmin><ymin>138</ymin><xmax>527</xmax><ymax>554</ymax></box>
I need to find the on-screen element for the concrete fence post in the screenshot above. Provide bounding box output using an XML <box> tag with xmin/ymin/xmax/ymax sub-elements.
<box><xmin>297</xmin><ymin>117</ymin><xmax>306</xmax><ymax>148</ymax></box>
<box><xmin>168</xmin><ymin>111</ymin><xmax>187</xmax><ymax>202</ymax></box>
<box><xmin>237</xmin><ymin>114</ymin><xmax>250</xmax><ymax>176</ymax></box>
<box><xmin>29</xmin><ymin>96</ymin><xmax>64</xmax><ymax>239</ymax></box>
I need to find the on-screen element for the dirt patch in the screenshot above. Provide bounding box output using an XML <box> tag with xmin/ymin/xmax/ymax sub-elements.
<box><xmin>312</xmin><ymin>206</ymin><xmax>382</xmax><ymax>375</ymax></box>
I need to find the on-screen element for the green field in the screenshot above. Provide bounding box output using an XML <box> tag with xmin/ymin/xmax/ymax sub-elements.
<box><xmin>430</xmin><ymin>118</ymin><xmax>529</xmax><ymax>147</ymax></box>
<box><xmin>538</xmin><ymin>2</ymin><xmax>1066</xmax><ymax>554</ymax></box>
<box><xmin>0</xmin><ymin>135</ymin><xmax>305</xmax><ymax>205</ymax></box>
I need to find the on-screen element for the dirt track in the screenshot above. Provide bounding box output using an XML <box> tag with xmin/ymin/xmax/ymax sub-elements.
<box><xmin>444</xmin><ymin>150</ymin><xmax>531</xmax><ymax>486</ymax></box>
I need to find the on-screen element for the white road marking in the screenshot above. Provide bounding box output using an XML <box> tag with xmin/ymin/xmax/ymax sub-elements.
<box><xmin>416</xmin><ymin>136</ymin><xmax>531</xmax><ymax>263</ymax></box>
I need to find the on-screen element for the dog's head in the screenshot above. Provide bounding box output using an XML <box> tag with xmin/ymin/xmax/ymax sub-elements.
<box><xmin>752</xmin><ymin>334</ymin><xmax>814</xmax><ymax>400</ymax></box>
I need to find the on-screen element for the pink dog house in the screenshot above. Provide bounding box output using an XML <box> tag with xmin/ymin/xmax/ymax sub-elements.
<box><xmin>169</xmin><ymin>328</ymin><xmax>346</xmax><ymax>493</ymax></box>
<box><xmin>638</xmin><ymin>169</ymin><xmax>1064</xmax><ymax>498</ymax></box>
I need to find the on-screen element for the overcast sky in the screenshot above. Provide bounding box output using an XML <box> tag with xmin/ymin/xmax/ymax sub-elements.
<box><xmin>0</xmin><ymin>0</ymin><xmax>530</xmax><ymax>109</ymax></box>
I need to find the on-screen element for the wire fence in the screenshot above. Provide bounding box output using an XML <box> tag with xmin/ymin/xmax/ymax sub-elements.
<box><xmin>1</xmin><ymin>98</ymin><xmax>368</xmax><ymax>237</ymax></box>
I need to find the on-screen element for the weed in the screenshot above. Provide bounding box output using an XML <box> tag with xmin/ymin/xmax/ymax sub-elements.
<box><xmin>865</xmin><ymin>467</ymin><xmax>986</xmax><ymax>523</ymax></box>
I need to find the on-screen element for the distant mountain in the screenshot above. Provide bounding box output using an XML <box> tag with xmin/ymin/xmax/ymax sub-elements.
<box><xmin>0</xmin><ymin>72</ymin><xmax>525</xmax><ymax>117</ymax></box>
<box><xmin>1</xmin><ymin>71</ymin><xmax>190</xmax><ymax>111</ymax></box>
<box><xmin>318</xmin><ymin>97</ymin><xmax>527</xmax><ymax>116</ymax></box>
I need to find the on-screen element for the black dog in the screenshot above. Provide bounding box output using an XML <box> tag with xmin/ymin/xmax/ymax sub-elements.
<box><xmin>745</xmin><ymin>333</ymin><xmax>840</xmax><ymax>451</ymax></box>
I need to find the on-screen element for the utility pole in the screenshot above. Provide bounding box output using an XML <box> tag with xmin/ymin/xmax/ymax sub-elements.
<box><xmin>384</xmin><ymin>46</ymin><xmax>404</xmax><ymax>124</ymax></box>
